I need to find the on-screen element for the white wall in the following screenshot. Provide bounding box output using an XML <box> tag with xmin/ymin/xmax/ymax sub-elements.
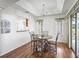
<box><xmin>36</xmin><ymin>16</ymin><xmax>68</xmax><ymax>43</ymax></box>
<box><xmin>68</xmin><ymin>16</ymin><xmax>72</xmax><ymax>48</ymax></box>
<box><xmin>0</xmin><ymin>7</ymin><xmax>35</xmax><ymax>56</ymax></box>
<box><xmin>43</xmin><ymin>16</ymin><xmax>57</xmax><ymax>40</ymax></box>
<box><xmin>61</xmin><ymin>18</ymin><xmax>69</xmax><ymax>43</ymax></box>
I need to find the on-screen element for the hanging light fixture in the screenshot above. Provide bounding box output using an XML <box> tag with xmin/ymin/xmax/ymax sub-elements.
<box><xmin>38</xmin><ymin>0</ymin><xmax>46</xmax><ymax>35</ymax></box>
<box><xmin>42</xmin><ymin>3</ymin><xmax>45</xmax><ymax>16</ymax></box>
<box><xmin>36</xmin><ymin>0</ymin><xmax>47</xmax><ymax>35</ymax></box>
<box><xmin>42</xmin><ymin>0</ymin><xmax>47</xmax><ymax>18</ymax></box>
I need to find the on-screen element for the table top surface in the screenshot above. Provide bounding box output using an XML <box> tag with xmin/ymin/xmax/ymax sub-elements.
<box><xmin>35</xmin><ymin>35</ymin><xmax>52</xmax><ymax>40</ymax></box>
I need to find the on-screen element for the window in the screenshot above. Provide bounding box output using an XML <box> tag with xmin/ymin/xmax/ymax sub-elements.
<box><xmin>17</xmin><ymin>19</ymin><xmax>28</xmax><ymax>32</ymax></box>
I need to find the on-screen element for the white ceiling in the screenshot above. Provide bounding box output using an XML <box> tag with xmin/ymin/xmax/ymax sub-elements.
<box><xmin>16</xmin><ymin>0</ymin><xmax>65</xmax><ymax>16</ymax></box>
<box><xmin>0</xmin><ymin>0</ymin><xmax>19</xmax><ymax>10</ymax></box>
<box><xmin>0</xmin><ymin>0</ymin><xmax>78</xmax><ymax>17</ymax></box>
<box><xmin>62</xmin><ymin>0</ymin><xmax>78</xmax><ymax>15</ymax></box>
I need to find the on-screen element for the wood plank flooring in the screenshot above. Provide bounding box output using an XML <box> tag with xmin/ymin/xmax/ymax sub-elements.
<box><xmin>0</xmin><ymin>42</ymin><xmax>75</xmax><ymax>58</ymax></box>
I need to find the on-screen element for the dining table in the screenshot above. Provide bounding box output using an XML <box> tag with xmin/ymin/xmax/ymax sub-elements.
<box><xmin>33</xmin><ymin>34</ymin><xmax>52</xmax><ymax>52</ymax></box>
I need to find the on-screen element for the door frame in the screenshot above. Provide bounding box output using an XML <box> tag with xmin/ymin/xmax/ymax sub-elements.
<box><xmin>70</xmin><ymin>13</ymin><xmax>77</xmax><ymax>57</ymax></box>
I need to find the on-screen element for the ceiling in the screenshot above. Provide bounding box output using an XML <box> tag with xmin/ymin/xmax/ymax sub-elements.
<box><xmin>62</xmin><ymin>0</ymin><xmax>78</xmax><ymax>15</ymax></box>
<box><xmin>0</xmin><ymin>0</ymin><xmax>19</xmax><ymax>10</ymax></box>
<box><xmin>0</xmin><ymin>0</ymin><xmax>78</xmax><ymax>17</ymax></box>
<box><xmin>16</xmin><ymin>0</ymin><xmax>65</xmax><ymax>16</ymax></box>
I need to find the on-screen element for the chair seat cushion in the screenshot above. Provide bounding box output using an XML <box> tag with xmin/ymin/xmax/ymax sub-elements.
<box><xmin>32</xmin><ymin>39</ymin><xmax>38</xmax><ymax>42</ymax></box>
<box><xmin>50</xmin><ymin>47</ymin><xmax>57</xmax><ymax>52</ymax></box>
<box><xmin>48</xmin><ymin>41</ymin><xmax>56</xmax><ymax>45</ymax></box>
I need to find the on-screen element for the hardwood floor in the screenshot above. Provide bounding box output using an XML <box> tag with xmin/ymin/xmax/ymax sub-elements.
<box><xmin>0</xmin><ymin>42</ymin><xmax>75</xmax><ymax>58</ymax></box>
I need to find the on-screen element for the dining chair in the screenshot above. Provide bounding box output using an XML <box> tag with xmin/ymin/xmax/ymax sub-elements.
<box><xmin>48</xmin><ymin>33</ymin><xmax>60</xmax><ymax>57</ymax></box>
<box><xmin>29</xmin><ymin>32</ymin><xmax>38</xmax><ymax>54</ymax></box>
<box><xmin>41</xmin><ymin>31</ymin><xmax>49</xmax><ymax>51</ymax></box>
<box><xmin>29</xmin><ymin>32</ymin><xmax>44</xmax><ymax>56</ymax></box>
<box><xmin>42</xmin><ymin>31</ymin><xmax>48</xmax><ymax>37</ymax></box>
<box><xmin>36</xmin><ymin>39</ymin><xmax>44</xmax><ymax>57</ymax></box>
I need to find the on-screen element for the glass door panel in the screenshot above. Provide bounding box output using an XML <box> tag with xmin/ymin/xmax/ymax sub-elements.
<box><xmin>71</xmin><ymin>9</ymin><xmax>79</xmax><ymax>57</ymax></box>
<box><xmin>71</xmin><ymin>15</ymin><xmax>76</xmax><ymax>52</ymax></box>
<box><xmin>77</xmin><ymin>13</ymin><xmax>79</xmax><ymax>57</ymax></box>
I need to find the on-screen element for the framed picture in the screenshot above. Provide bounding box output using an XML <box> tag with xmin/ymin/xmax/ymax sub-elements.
<box><xmin>1</xmin><ymin>20</ymin><xmax>11</xmax><ymax>33</ymax></box>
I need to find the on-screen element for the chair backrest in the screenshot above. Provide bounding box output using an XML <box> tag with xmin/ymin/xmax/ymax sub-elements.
<box><xmin>56</xmin><ymin>33</ymin><xmax>60</xmax><ymax>43</ymax></box>
<box><xmin>29</xmin><ymin>31</ymin><xmax>34</xmax><ymax>40</ymax></box>
<box><xmin>42</xmin><ymin>31</ymin><xmax>48</xmax><ymax>37</ymax></box>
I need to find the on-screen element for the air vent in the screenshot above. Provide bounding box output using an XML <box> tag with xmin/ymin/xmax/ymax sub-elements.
<box><xmin>0</xmin><ymin>7</ymin><xmax>4</xmax><ymax>10</ymax></box>
<box><xmin>25</xmin><ymin>11</ymin><xmax>29</xmax><ymax>13</ymax></box>
<box><xmin>55</xmin><ymin>18</ymin><xmax>64</xmax><ymax>20</ymax></box>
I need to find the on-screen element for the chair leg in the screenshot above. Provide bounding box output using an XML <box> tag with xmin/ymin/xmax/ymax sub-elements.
<box><xmin>48</xmin><ymin>44</ymin><xmax>58</xmax><ymax>57</ymax></box>
<box><xmin>32</xmin><ymin>42</ymin><xmax>36</xmax><ymax>55</ymax></box>
<box><xmin>31</xmin><ymin>41</ymin><xmax>33</xmax><ymax>52</ymax></box>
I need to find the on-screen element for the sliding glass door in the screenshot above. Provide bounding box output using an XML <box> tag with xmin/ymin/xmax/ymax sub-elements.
<box><xmin>71</xmin><ymin>11</ymin><xmax>79</xmax><ymax>57</ymax></box>
<box><xmin>77</xmin><ymin>13</ymin><xmax>79</xmax><ymax>57</ymax></box>
<box><xmin>71</xmin><ymin>14</ymin><xmax>77</xmax><ymax>55</ymax></box>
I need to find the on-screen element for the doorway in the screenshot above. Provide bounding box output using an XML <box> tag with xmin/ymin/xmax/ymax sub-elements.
<box><xmin>71</xmin><ymin>11</ymin><xmax>79</xmax><ymax>57</ymax></box>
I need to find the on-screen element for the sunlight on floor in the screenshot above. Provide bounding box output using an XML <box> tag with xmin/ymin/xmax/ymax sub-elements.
<box><xmin>56</xmin><ymin>47</ymin><xmax>64</xmax><ymax>58</ymax></box>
